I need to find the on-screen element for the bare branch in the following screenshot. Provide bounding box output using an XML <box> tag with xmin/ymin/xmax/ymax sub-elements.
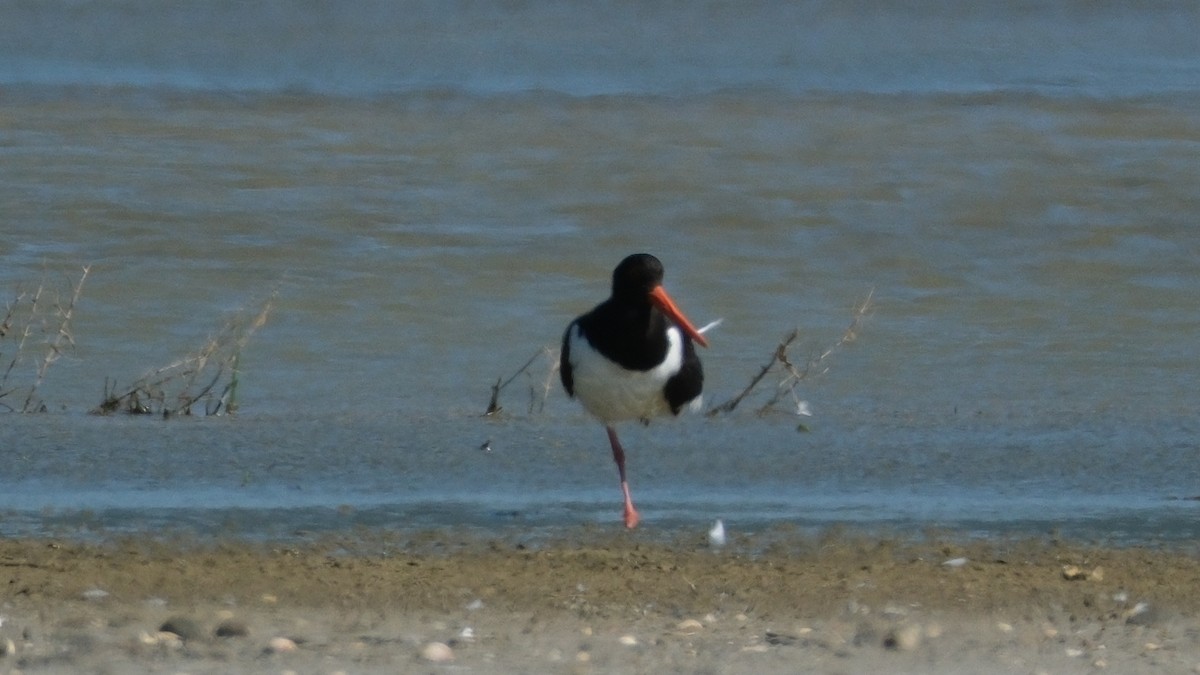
<box><xmin>486</xmin><ymin>346</ymin><xmax>559</xmax><ymax>416</ymax></box>
<box><xmin>708</xmin><ymin>287</ymin><xmax>874</xmax><ymax>419</ymax></box>
<box><xmin>92</xmin><ymin>291</ymin><xmax>275</xmax><ymax>417</ymax></box>
<box><xmin>705</xmin><ymin>329</ymin><xmax>800</xmax><ymax>417</ymax></box>
<box><xmin>22</xmin><ymin>266</ymin><xmax>89</xmax><ymax>411</ymax></box>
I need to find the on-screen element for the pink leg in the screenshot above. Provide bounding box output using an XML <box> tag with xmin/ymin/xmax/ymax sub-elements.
<box><xmin>605</xmin><ymin>426</ymin><xmax>640</xmax><ymax>529</ymax></box>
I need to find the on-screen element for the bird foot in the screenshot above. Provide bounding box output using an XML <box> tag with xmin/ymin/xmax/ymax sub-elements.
<box><xmin>623</xmin><ymin>506</ymin><xmax>641</xmax><ymax>529</ymax></box>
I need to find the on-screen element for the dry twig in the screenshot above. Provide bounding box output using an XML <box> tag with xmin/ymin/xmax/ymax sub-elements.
<box><xmin>704</xmin><ymin>328</ymin><xmax>801</xmax><ymax>417</ymax></box>
<box><xmin>485</xmin><ymin>346</ymin><xmax>559</xmax><ymax>416</ymax></box>
<box><xmin>92</xmin><ymin>293</ymin><xmax>275</xmax><ymax>417</ymax></box>
<box><xmin>706</xmin><ymin>288</ymin><xmax>874</xmax><ymax>418</ymax></box>
<box><xmin>0</xmin><ymin>266</ymin><xmax>90</xmax><ymax>413</ymax></box>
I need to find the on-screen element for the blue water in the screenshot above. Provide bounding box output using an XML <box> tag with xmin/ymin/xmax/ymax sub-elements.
<box><xmin>1</xmin><ymin>1</ymin><xmax>1198</xmax><ymax>545</ymax></box>
<box><xmin>3</xmin><ymin>2</ymin><xmax>1198</xmax><ymax>98</ymax></box>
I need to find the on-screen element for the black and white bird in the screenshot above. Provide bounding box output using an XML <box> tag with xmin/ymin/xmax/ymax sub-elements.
<box><xmin>560</xmin><ymin>253</ymin><xmax>708</xmax><ymax>528</ymax></box>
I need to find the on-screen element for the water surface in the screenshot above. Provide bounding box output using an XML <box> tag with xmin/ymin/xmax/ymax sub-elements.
<box><xmin>1</xmin><ymin>1</ymin><xmax>1198</xmax><ymax>544</ymax></box>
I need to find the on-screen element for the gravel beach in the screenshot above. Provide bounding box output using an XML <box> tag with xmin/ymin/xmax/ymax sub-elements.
<box><xmin>2</xmin><ymin>530</ymin><xmax>1199</xmax><ymax>674</ymax></box>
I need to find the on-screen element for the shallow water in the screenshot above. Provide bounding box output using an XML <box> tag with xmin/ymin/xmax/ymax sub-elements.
<box><xmin>1</xmin><ymin>1</ymin><xmax>1198</xmax><ymax>544</ymax></box>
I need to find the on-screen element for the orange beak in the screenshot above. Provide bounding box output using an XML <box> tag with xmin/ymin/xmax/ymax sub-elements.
<box><xmin>649</xmin><ymin>285</ymin><xmax>709</xmax><ymax>348</ymax></box>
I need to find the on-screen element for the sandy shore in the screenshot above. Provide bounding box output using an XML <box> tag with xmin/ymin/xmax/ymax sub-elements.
<box><xmin>1</xmin><ymin>529</ymin><xmax>1199</xmax><ymax>674</ymax></box>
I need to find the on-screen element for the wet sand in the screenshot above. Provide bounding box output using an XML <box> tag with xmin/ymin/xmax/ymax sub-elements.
<box><xmin>2</xmin><ymin>529</ymin><xmax>1199</xmax><ymax>674</ymax></box>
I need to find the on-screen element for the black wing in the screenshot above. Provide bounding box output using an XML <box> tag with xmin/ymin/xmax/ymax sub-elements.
<box><xmin>560</xmin><ymin>320</ymin><xmax>576</xmax><ymax>397</ymax></box>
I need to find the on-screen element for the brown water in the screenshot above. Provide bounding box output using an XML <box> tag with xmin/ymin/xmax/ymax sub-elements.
<box><xmin>1</xmin><ymin>1</ymin><xmax>1198</xmax><ymax>543</ymax></box>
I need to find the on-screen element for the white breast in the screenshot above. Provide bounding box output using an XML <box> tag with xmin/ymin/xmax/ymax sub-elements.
<box><xmin>567</xmin><ymin>323</ymin><xmax>699</xmax><ymax>423</ymax></box>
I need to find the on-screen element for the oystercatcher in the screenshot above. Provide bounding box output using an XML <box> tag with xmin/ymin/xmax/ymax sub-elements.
<box><xmin>560</xmin><ymin>253</ymin><xmax>709</xmax><ymax>528</ymax></box>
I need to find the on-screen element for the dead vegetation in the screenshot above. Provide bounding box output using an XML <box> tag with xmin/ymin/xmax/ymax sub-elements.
<box><xmin>91</xmin><ymin>294</ymin><xmax>276</xmax><ymax>417</ymax></box>
<box><xmin>706</xmin><ymin>288</ymin><xmax>874</xmax><ymax>420</ymax></box>
<box><xmin>485</xmin><ymin>346</ymin><xmax>560</xmax><ymax>416</ymax></box>
<box><xmin>485</xmin><ymin>288</ymin><xmax>874</xmax><ymax>424</ymax></box>
<box><xmin>1</xmin><ymin>267</ymin><xmax>274</xmax><ymax>417</ymax></box>
<box><xmin>0</xmin><ymin>266</ymin><xmax>90</xmax><ymax>413</ymax></box>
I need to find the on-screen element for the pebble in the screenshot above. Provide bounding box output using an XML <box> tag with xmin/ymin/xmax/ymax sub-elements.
<box><xmin>883</xmin><ymin>624</ymin><xmax>922</xmax><ymax>651</ymax></box>
<box><xmin>1062</xmin><ymin>565</ymin><xmax>1104</xmax><ymax>581</ymax></box>
<box><xmin>215</xmin><ymin>619</ymin><xmax>250</xmax><ymax>638</ymax></box>
<box><xmin>618</xmin><ymin>634</ymin><xmax>639</xmax><ymax>646</ymax></box>
<box><xmin>268</xmin><ymin>636</ymin><xmax>298</xmax><ymax>654</ymax></box>
<box><xmin>420</xmin><ymin>641</ymin><xmax>454</xmax><ymax>662</ymax></box>
<box><xmin>159</xmin><ymin>617</ymin><xmax>204</xmax><ymax>641</ymax></box>
<box><xmin>765</xmin><ymin>631</ymin><xmax>798</xmax><ymax>646</ymax></box>
<box><xmin>676</xmin><ymin>619</ymin><xmax>704</xmax><ymax>635</ymax></box>
<box><xmin>139</xmin><ymin>631</ymin><xmax>183</xmax><ymax>649</ymax></box>
<box><xmin>158</xmin><ymin>631</ymin><xmax>184</xmax><ymax>650</ymax></box>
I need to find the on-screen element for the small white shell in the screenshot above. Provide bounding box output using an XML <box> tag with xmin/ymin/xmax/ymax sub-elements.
<box><xmin>708</xmin><ymin>519</ymin><xmax>726</xmax><ymax>547</ymax></box>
